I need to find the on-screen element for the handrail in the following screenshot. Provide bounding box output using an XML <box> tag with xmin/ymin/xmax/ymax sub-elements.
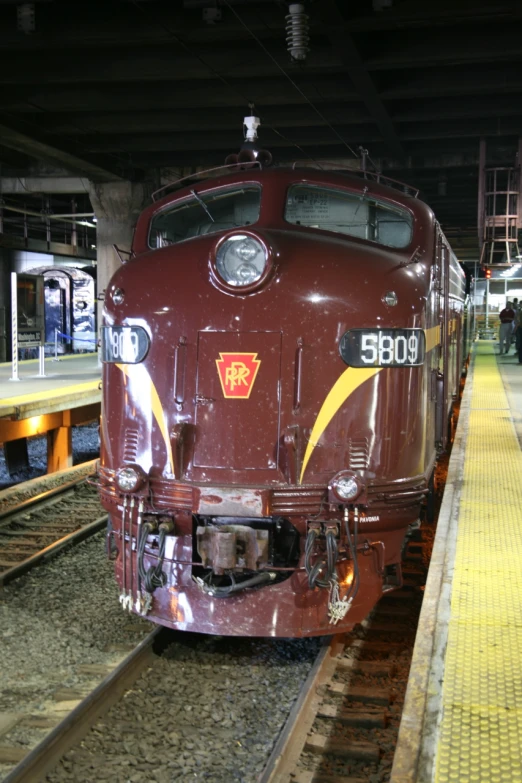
<box><xmin>151</xmin><ymin>161</ymin><xmax>263</xmax><ymax>201</ymax></box>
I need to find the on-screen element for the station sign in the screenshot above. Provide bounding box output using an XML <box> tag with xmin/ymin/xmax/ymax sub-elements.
<box><xmin>18</xmin><ymin>329</ymin><xmax>43</xmax><ymax>347</ymax></box>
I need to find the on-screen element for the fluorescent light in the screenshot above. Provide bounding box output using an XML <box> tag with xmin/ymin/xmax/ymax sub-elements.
<box><xmin>500</xmin><ymin>263</ymin><xmax>522</xmax><ymax>278</ymax></box>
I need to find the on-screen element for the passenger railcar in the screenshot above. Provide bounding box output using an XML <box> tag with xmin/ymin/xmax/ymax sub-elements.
<box><xmin>98</xmin><ymin>166</ymin><xmax>469</xmax><ymax>637</ymax></box>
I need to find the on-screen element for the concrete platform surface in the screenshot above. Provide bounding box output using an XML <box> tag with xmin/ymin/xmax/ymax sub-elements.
<box><xmin>0</xmin><ymin>353</ymin><xmax>101</xmax><ymax>419</ymax></box>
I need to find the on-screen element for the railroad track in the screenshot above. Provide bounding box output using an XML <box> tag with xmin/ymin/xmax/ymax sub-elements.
<box><xmin>1</xmin><ymin>569</ymin><xmax>425</xmax><ymax>783</ymax></box>
<box><xmin>0</xmin><ymin>449</ymin><xmax>448</xmax><ymax>783</ymax></box>
<box><xmin>259</xmin><ymin>571</ymin><xmax>426</xmax><ymax>783</ymax></box>
<box><xmin>0</xmin><ymin>471</ymin><xmax>105</xmax><ymax>586</ymax></box>
<box><xmin>2</xmin><ymin>628</ymin><xmax>164</xmax><ymax>783</ymax></box>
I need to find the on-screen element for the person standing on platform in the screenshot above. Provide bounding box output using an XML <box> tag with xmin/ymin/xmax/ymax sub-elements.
<box><xmin>512</xmin><ymin>298</ymin><xmax>519</xmax><ymax>346</ymax></box>
<box><xmin>515</xmin><ymin>300</ymin><xmax>522</xmax><ymax>354</ymax></box>
<box><xmin>499</xmin><ymin>301</ymin><xmax>516</xmax><ymax>354</ymax></box>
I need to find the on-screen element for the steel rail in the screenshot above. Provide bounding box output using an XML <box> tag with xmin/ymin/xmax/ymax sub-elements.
<box><xmin>0</xmin><ymin>476</ymin><xmax>94</xmax><ymax>525</ymax></box>
<box><xmin>3</xmin><ymin>627</ymin><xmax>164</xmax><ymax>783</ymax></box>
<box><xmin>257</xmin><ymin>633</ymin><xmax>345</xmax><ymax>783</ymax></box>
<box><xmin>0</xmin><ymin>514</ymin><xmax>108</xmax><ymax>587</ymax></box>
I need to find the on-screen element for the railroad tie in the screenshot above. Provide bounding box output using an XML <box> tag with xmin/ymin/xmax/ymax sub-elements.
<box><xmin>316</xmin><ymin>704</ymin><xmax>387</xmax><ymax>728</ymax></box>
<box><xmin>336</xmin><ymin>658</ymin><xmax>397</xmax><ymax>677</ymax></box>
<box><xmin>304</xmin><ymin>733</ymin><xmax>380</xmax><ymax>762</ymax></box>
<box><xmin>0</xmin><ymin>746</ymin><xmax>28</xmax><ymax>764</ymax></box>
<box><xmin>292</xmin><ymin>772</ymin><xmax>367</xmax><ymax>783</ymax></box>
<box><xmin>0</xmin><ymin>713</ymin><xmax>24</xmax><ymax>738</ymax></box>
<box><xmin>344</xmin><ymin>638</ymin><xmax>406</xmax><ymax>655</ymax></box>
<box><xmin>327</xmin><ymin>682</ymin><xmax>391</xmax><ymax>705</ymax></box>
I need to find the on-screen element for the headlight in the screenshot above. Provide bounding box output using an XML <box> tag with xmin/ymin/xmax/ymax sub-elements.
<box><xmin>116</xmin><ymin>465</ymin><xmax>145</xmax><ymax>493</ymax></box>
<box><xmin>329</xmin><ymin>471</ymin><xmax>363</xmax><ymax>502</ymax></box>
<box><xmin>215</xmin><ymin>234</ymin><xmax>267</xmax><ymax>287</ymax></box>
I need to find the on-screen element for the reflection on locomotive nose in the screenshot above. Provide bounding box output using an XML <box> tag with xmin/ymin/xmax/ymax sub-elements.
<box><xmin>270</xmin><ymin>606</ymin><xmax>279</xmax><ymax>634</ymax></box>
<box><xmin>341</xmin><ymin>568</ymin><xmax>354</xmax><ymax>588</ymax></box>
<box><xmin>308</xmin><ymin>293</ymin><xmax>324</xmax><ymax>303</ymax></box>
<box><xmin>169</xmin><ymin>589</ymin><xmax>191</xmax><ymax>624</ymax></box>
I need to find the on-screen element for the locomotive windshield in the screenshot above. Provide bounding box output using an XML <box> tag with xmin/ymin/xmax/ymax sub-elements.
<box><xmin>285</xmin><ymin>184</ymin><xmax>413</xmax><ymax>249</ymax></box>
<box><xmin>149</xmin><ymin>185</ymin><xmax>261</xmax><ymax>248</ymax></box>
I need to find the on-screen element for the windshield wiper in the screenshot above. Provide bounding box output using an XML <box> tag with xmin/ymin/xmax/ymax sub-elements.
<box><xmin>191</xmin><ymin>189</ymin><xmax>214</xmax><ymax>223</ymax></box>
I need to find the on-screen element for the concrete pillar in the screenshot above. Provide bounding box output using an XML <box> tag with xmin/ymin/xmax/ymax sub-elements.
<box><xmin>88</xmin><ymin>181</ymin><xmax>150</xmax><ymax>324</ymax></box>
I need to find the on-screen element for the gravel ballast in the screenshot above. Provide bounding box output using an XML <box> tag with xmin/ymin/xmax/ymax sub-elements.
<box><xmin>45</xmin><ymin>633</ymin><xmax>321</xmax><ymax>783</ymax></box>
<box><xmin>0</xmin><ymin>533</ymin><xmax>152</xmax><ymax>778</ymax></box>
<box><xmin>1</xmin><ymin>528</ymin><xmax>322</xmax><ymax>783</ymax></box>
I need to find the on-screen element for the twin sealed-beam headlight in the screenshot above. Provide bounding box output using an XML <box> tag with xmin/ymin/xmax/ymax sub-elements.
<box><xmin>215</xmin><ymin>234</ymin><xmax>268</xmax><ymax>287</ymax></box>
<box><xmin>329</xmin><ymin>471</ymin><xmax>363</xmax><ymax>503</ymax></box>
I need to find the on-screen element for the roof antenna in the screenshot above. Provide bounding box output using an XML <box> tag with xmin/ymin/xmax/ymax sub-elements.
<box><xmin>225</xmin><ymin>105</ymin><xmax>273</xmax><ymax>167</ymax></box>
<box><xmin>244</xmin><ymin>103</ymin><xmax>261</xmax><ymax>144</ymax></box>
<box><xmin>358</xmin><ymin>146</ymin><xmax>368</xmax><ymax>173</ymax></box>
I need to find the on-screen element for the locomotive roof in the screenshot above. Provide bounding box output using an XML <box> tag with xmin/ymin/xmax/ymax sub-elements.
<box><xmin>151</xmin><ymin>166</ymin><xmax>429</xmax><ymax>218</ymax></box>
<box><xmin>135</xmin><ymin>165</ymin><xmax>439</xmax><ymax>262</ymax></box>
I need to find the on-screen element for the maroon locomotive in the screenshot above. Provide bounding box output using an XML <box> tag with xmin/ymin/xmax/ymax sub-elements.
<box><xmin>98</xmin><ymin>165</ymin><xmax>467</xmax><ymax>636</ymax></box>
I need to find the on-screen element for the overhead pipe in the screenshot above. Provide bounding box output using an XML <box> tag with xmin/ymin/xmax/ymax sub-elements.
<box><xmin>0</xmin><ymin>203</ymin><xmax>95</xmax><ymax>227</ymax></box>
<box><xmin>0</xmin><ymin>177</ymin><xmax>89</xmax><ymax>194</ymax></box>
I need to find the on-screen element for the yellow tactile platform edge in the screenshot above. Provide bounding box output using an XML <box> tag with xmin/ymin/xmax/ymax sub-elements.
<box><xmin>435</xmin><ymin>342</ymin><xmax>522</xmax><ymax>783</ymax></box>
<box><xmin>0</xmin><ymin>351</ymin><xmax>97</xmax><ymax>368</ymax></box>
<box><xmin>0</xmin><ymin>380</ymin><xmax>100</xmax><ymax>408</ymax></box>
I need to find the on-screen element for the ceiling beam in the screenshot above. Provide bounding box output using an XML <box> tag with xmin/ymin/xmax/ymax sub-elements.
<box><xmin>365</xmin><ymin>28</ymin><xmax>522</xmax><ymax>70</ymax></box>
<box><xmin>22</xmin><ymin>104</ymin><xmax>373</xmax><ymax>135</ymax></box>
<box><xmin>0</xmin><ymin>122</ymin><xmax>125</xmax><ymax>181</ymax></box>
<box><xmin>0</xmin><ymin>77</ymin><xmax>359</xmax><ymax>113</ymax></box>
<box><xmin>67</xmin><ymin>117</ymin><xmax>522</xmax><ymax>154</ymax></box>
<box><xmin>0</xmin><ymin>41</ymin><xmax>338</xmax><ymax>85</ymax></box>
<box><xmin>382</xmin><ymin>64</ymin><xmax>522</xmax><ymax>100</ymax></box>
<box><xmin>318</xmin><ymin>0</ymin><xmax>405</xmax><ymax>160</ymax></box>
<box><xmin>348</xmin><ymin>2</ymin><xmax>519</xmax><ymax>31</ymax></box>
<box><xmin>21</xmin><ymin>97</ymin><xmax>522</xmax><ymax>136</ymax></box>
<box><xmin>0</xmin><ymin>176</ymin><xmax>90</xmax><ymax>194</ymax></box>
<box><xmin>0</xmin><ymin>3</ymin><xmax>287</xmax><ymax>50</ymax></box>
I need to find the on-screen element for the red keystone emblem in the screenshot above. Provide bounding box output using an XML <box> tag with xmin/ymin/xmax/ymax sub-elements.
<box><xmin>216</xmin><ymin>353</ymin><xmax>261</xmax><ymax>399</ymax></box>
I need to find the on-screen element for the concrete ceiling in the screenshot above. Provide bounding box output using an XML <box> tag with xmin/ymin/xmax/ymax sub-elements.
<box><xmin>1</xmin><ymin>0</ymin><xmax>522</xmax><ymax>260</ymax></box>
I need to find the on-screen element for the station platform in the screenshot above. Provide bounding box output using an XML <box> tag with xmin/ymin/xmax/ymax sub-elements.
<box><xmin>0</xmin><ymin>353</ymin><xmax>101</xmax><ymax>473</ymax></box>
<box><xmin>391</xmin><ymin>341</ymin><xmax>522</xmax><ymax>783</ymax></box>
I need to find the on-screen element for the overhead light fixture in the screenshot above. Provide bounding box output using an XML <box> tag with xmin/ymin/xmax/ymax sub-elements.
<box><xmin>202</xmin><ymin>7</ymin><xmax>221</xmax><ymax>24</ymax></box>
<box><xmin>17</xmin><ymin>3</ymin><xmax>35</xmax><ymax>34</ymax></box>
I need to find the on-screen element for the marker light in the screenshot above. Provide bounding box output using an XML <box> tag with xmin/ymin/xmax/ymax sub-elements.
<box><xmin>329</xmin><ymin>471</ymin><xmax>363</xmax><ymax>502</ymax></box>
<box><xmin>116</xmin><ymin>465</ymin><xmax>145</xmax><ymax>493</ymax></box>
<box><xmin>112</xmin><ymin>287</ymin><xmax>125</xmax><ymax>305</ymax></box>
<box><xmin>383</xmin><ymin>291</ymin><xmax>398</xmax><ymax>307</ymax></box>
<box><xmin>215</xmin><ymin>234</ymin><xmax>267</xmax><ymax>287</ymax></box>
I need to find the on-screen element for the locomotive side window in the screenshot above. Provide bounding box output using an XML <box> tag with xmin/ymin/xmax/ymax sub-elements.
<box><xmin>285</xmin><ymin>185</ymin><xmax>413</xmax><ymax>249</ymax></box>
<box><xmin>149</xmin><ymin>186</ymin><xmax>261</xmax><ymax>248</ymax></box>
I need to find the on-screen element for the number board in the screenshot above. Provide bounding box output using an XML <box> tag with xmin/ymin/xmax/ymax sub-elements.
<box><xmin>101</xmin><ymin>326</ymin><xmax>149</xmax><ymax>364</ymax></box>
<box><xmin>339</xmin><ymin>329</ymin><xmax>425</xmax><ymax>367</ymax></box>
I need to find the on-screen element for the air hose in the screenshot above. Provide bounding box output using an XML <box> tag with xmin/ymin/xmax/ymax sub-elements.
<box><xmin>305</xmin><ymin>527</ymin><xmax>339</xmax><ymax>589</ymax></box>
<box><xmin>192</xmin><ymin>571</ymin><xmax>277</xmax><ymax>598</ymax></box>
<box><xmin>343</xmin><ymin>511</ymin><xmax>360</xmax><ymax>603</ymax></box>
<box><xmin>137</xmin><ymin>520</ymin><xmax>168</xmax><ymax>593</ymax></box>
